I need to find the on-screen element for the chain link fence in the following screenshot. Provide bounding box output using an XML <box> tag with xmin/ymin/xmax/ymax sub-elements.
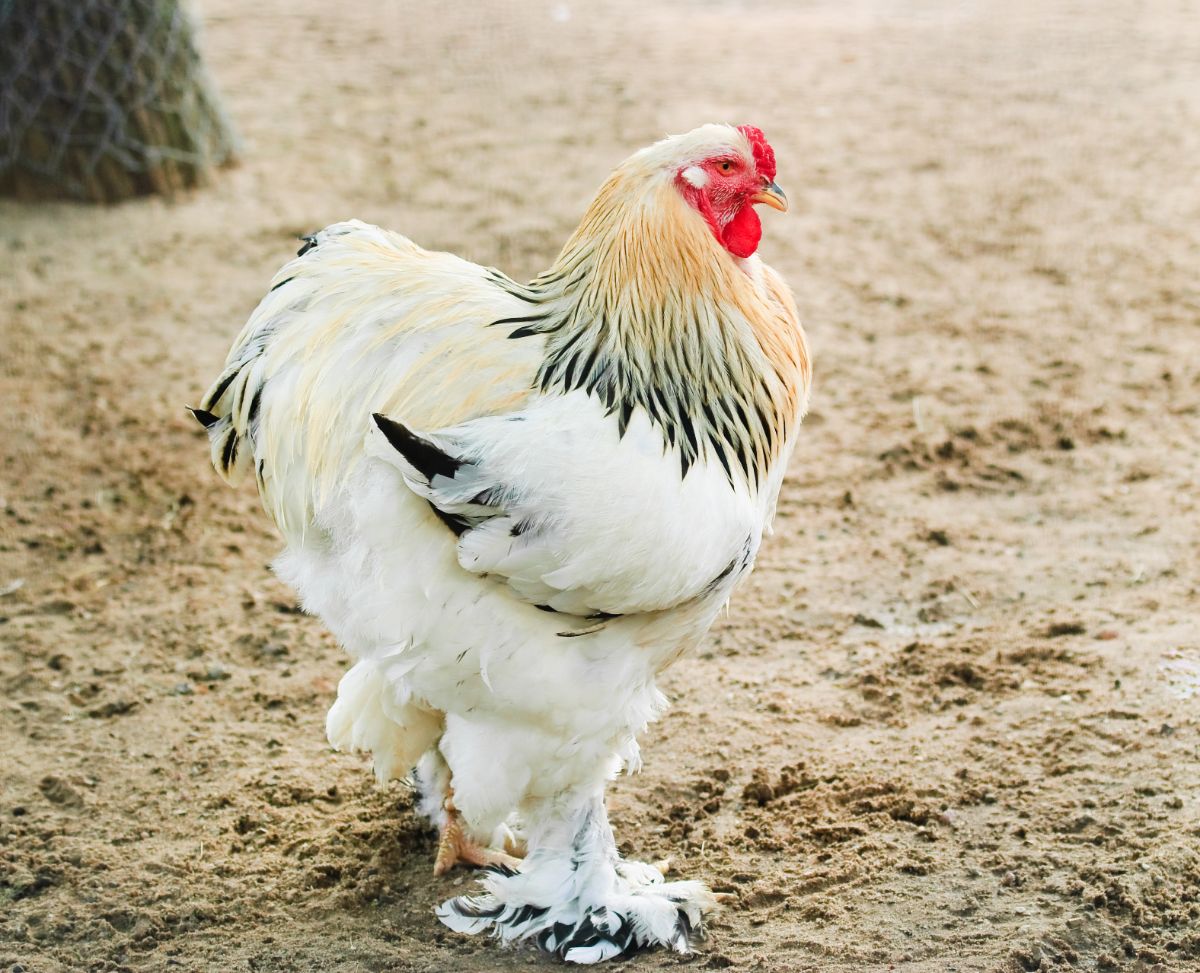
<box><xmin>0</xmin><ymin>0</ymin><xmax>238</xmax><ymax>203</ymax></box>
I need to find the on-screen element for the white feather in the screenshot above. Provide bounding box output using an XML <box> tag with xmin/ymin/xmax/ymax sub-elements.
<box><xmin>199</xmin><ymin>123</ymin><xmax>809</xmax><ymax>962</ymax></box>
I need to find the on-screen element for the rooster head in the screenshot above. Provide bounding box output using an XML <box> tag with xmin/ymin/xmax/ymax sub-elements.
<box><xmin>671</xmin><ymin>124</ymin><xmax>787</xmax><ymax>259</ymax></box>
<box><xmin>504</xmin><ymin>123</ymin><xmax>809</xmax><ymax>486</ymax></box>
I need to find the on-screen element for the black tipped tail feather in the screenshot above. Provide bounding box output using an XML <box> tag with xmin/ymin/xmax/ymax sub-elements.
<box><xmin>188</xmin><ymin>406</ymin><xmax>218</xmax><ymax>429</ymax></box>
<box><xmin>193</xmin><ymin>360</ymin><xmax>258</xmax><ymax>485</ymax></box>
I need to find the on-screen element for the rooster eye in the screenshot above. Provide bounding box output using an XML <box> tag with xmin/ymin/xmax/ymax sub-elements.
<box><xmin>719</xmin><ymin>161</ymin><xmax>733</xmax><ymax>172</ymax></box>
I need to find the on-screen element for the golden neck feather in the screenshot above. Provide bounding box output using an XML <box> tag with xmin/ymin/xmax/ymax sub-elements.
<box><xmin>489</xmin><ymin>166</ymin><xmax>808</xmax><ymax>486</ymax></box>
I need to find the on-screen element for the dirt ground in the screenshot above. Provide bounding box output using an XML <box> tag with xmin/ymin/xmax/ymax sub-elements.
<box><xmin>3</xmin><ymin>1</ymin><xmax>1199</xmax><ymax>971</ymax></box>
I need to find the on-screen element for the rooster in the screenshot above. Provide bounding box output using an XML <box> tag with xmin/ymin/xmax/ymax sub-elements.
<box><xmin>193</xmin><ymin>123</ymin><xmax>810</xmax><ymax>963</ymax></box>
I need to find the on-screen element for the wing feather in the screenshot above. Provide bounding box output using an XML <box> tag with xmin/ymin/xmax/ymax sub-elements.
<box><xmin>194</xmin><ymin>220</ymin><xmax>544</xmax><ymax>535</ymax></box>
<box><xmin>368</xmin><ymin>393</ymin><xmax>762</xmax><ymax>619</ymax></box>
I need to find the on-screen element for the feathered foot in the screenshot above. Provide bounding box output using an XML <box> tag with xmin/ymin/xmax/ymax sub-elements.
<box><xmin>434</xmin><ymin>794</ymin><xmax>523</xmax><ymax>876</ymax></box>
<box><xmin>437</xmin><ymin>795</ymin><xmax>716</xmax><ymax>963</ymax></box>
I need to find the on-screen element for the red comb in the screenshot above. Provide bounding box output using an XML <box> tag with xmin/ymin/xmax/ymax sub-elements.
<box><xmin>737</xmin><ymin>125</ymin><xmax>776</xmax><ymax>180</ymax></box>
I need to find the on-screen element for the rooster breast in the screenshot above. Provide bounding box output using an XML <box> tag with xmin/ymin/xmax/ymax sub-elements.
<box><xmin>368</xmin><ymin>387</ymin><xmax>773</xmax><ymax>619</ymax></box>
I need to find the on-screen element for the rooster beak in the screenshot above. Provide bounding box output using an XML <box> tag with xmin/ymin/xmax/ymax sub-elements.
<box><xmin>751</xmin><ymin>180</ymin><xmax>788</xmax><ymax>213</ymax></box>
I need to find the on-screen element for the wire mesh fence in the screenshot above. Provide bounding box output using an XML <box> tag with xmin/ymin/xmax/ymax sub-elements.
<box><xmin>0</xmin><ymin>0</ymin><xmax>238</xmax><ymax>203</ymax></box>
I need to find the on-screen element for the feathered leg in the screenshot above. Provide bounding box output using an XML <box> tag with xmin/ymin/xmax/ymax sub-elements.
<box><xmin>415</xmin><ymin>750</ymin><xmax>523</xmax><ymax>876</ymax></box>
<box><xmin>437</xmin><ymin>787</ymin><xmax>715</xmax><ymax>963</ymax></box>
<box><xmin>434</xmin><ymin>787</ymin><xmax>523</xmax><ymax>876</ymax></box>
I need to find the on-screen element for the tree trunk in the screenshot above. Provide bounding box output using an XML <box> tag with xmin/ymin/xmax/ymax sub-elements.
<box><xmin>0</xmin><ymin>0</ymin><xmax>238</xmax><ymax>203</ymax></box>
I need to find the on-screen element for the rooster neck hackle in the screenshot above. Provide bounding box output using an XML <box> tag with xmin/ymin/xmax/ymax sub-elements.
<box><xmin>490</xmin><ymin>160</ymin><xmax>809</xmax><ymax>487</ymax></box>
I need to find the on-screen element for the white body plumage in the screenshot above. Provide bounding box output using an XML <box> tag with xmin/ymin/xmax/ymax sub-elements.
<box><xmin>196</xmin><ymin>124</ymin><xmax>809</xmax><ymax>962</ymax></box>
<box><xmin>257</xmin><ymin>221</ymin><xmax>789</xmax><ymax>824</ymax></box>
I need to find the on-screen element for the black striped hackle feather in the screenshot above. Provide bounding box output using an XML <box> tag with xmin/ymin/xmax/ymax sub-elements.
<box><xmin>486</xmin><ymin>253</ymin><xmax>795</xmax><ymax>488</ymax></box>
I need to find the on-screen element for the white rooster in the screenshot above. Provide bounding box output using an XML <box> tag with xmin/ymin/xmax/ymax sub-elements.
<box><xmin>193</xmin><ymin>123</ymin><xmax>810</xmax><ymax>963</ymax></box>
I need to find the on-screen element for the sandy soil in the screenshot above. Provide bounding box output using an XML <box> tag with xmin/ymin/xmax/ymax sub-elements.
<box><xmin>3</xmin><ymin>1</ymin><xmax>1200</xmax><ymax>970</ymax></box>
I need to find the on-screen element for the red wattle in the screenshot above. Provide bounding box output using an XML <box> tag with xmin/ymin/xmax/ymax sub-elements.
<box><xmin>722</xmin><ymin>206</ymin><xmax>762</xmax><ymax>258</ymax></box>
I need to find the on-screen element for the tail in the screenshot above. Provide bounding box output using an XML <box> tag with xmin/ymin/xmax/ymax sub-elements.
<box><xmin>191</xmin><ymin>346</ymin><xmax>269</xmax><ymax>487</ymax></box>
<box><xmin>190</xmin><ymin>217</ymin><xmax>494</xmax><ymax>533</ymax></box>
<box><xmin>191</xmin><ymin>231</ymin><xmax>325</xmax><ymax>486</ymax></box>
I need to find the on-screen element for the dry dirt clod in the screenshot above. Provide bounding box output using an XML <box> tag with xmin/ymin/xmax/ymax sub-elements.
<box><xmin>38</xmin><ymin>776</ymin><xmax>83</xmax><ymax>808</ymax></box>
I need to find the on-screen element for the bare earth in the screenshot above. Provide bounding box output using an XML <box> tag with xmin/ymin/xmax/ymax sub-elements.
<box><xmin>3</xmin><ymin>1</ymin><xmax>1199</xmax><ymax>971</ymax></box>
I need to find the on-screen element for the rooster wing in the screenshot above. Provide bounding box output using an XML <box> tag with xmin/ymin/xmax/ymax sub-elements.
<box><xmin>197</xmin><ymin>219</ymin><xmax>545</xmax><ymax>538</ymax></box>
<box><xmin>366</xmin><ymin>392</ymin><xmax>763</xmax><ymax>619</ymax></box>
<box><xmin>200</xmin><ymin>222</ymin><xmax>764</xmax><ymax>624</ymax></box>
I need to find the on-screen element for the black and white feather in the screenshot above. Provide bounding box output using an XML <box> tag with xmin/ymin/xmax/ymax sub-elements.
<box><xmin>194</xmin><ymin>123</ymin><xmax>810</xmax><ymax>966</ymax></box>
